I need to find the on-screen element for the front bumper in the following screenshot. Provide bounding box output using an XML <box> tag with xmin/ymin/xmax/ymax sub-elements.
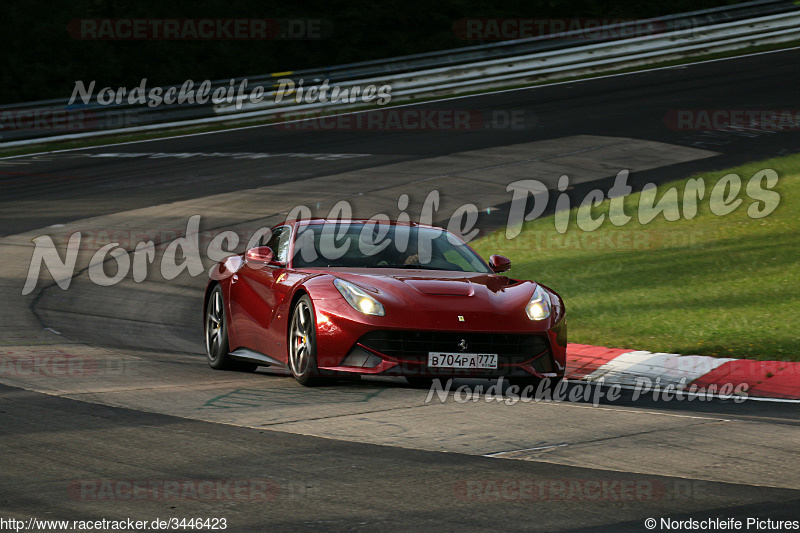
<box><xmin>313</xmin><ymin>301</ymin><xmax>567</xmax><ymax>378</ymax></box>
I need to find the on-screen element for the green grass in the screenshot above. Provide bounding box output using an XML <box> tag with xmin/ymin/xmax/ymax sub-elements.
<box><xmin>472</xmin><ymin>154</ymin><xmax>800</xmax><ymax>361</ymax></box>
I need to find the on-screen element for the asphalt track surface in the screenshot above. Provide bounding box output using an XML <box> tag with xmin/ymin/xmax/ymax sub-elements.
<box><xmin>1</xmin><ymin>49</ymin><xmax>799</xmax><ymax>532</ymax></box>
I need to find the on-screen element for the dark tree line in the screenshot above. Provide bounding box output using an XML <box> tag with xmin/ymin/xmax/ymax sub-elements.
<box><xmin>0</xmin><ymin>0</ymin><xmax>741</xmax><ymax>105</ymax></box>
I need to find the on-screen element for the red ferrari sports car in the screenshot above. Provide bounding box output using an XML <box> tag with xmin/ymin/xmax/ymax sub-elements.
<box><xmin>204</xmin><ymin>219</ymin><xmax>566</xmax><ymax>387</ymax></box>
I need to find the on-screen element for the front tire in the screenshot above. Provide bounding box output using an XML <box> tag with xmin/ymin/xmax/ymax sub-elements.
<box><xmin>205</xmin><ymin>285</ymin><xmax>257</xmax><ymax>372</ymax></box>
<box><xmin>288</xmin><ymin>295</ymin><xmax>328</xmax><ymax>386</ymax></box>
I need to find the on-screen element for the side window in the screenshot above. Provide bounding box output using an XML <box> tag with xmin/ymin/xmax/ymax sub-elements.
<box><xmin>262</xmin><ymin>226</ymin><xmax>291</xmax><ymax>263</ymax></box>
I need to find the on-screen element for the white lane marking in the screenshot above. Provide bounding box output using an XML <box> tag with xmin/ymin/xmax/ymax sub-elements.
<box><xmin>1</xmin><ymin>46</ymin><xmax>797</xmax><ymax>160</ymax></box>
<box><xmin>609</xmin><ymin>383</ymin><xmax>800</xmax><ymax>404</ymax></box>
<box><xmin>79</xmin><ymin>151</ymin><xmax>372</xmax><ymax>160</ymax></box>
<box><xmin>0</xmin><ymin>151</ymin><xmax>374</xmax><ymax>167</ymax></box>
<box><xmin>725</xmin><ymin>396</ymin><xmax>800</xmax><ymax>403</ymax></box>
<box><xmin>514</xmin><ymin>397</ymin><xmax>733</xmax><ymax>420</ymax></box>
<box><xmin>484</xmin><ymin>443</ymin><xmax>569</xmax><ymax>457</ymax></box>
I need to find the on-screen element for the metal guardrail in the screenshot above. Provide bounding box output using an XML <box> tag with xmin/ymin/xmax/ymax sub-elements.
<box><xmin>1</xmin><ymin>0</ymin><xmax>798</xmax><ymax>147</ymax></box>
<box><xmin>219</xmin><ymin>10</ymin><xmax>800</xmax><ymax>113</ymax></box>
<box><xmin>243</xmin><ymin>0</ymin><xmax>797</xmax><ymax>83</ymax></box>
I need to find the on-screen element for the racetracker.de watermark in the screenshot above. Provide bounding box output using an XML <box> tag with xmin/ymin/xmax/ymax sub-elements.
<box><xmin>664</xmin><ymin>109</ymin><xmax>800</xmax><ymax>131</ymax></box>
<box><xmin>67</xmin><ymin>18</ymin><xmax>332</xmax><ymax>40</ymax></box>
<box><xmin>274</xmin><ymin>109</ymin><xmax>533</xmax><ymax>131</ymax></box>
<box><xmin>0</xmin><ymin>349</ymin><xmax>135</xmax><ymax>377</ymax></box>
<box><xmin>453</xmin><ymin>18</ymin><xmax>673</xmax><ymax>40</ymax></box>
<box><xmin>455</xmin><ymin>478</ymin><xmax>665</xmax><ymax>501</ymax></box>
<box><xmin>478</xmin><ymin>228</ymin><xmax>711</xmax><ymax>251</ymax></box>
<box><xmin>67</xmin><ymin>479</ymin><xmax>316</xmax><ymax>501</ymax></box>
<box><xmin>0</xmin><ymin>109</ymin><xmax>141</xmax><ymax>134</ymax></box>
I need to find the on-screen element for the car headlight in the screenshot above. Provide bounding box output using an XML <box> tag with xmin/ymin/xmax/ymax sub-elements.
<box><xmin>526</xmin><ymin>284</ymin><xmax>551</xmax><ymax>321</ymax></box>
<box><xmin>334</xmin><ymin>279</ymin><xmax>385</xmax><ymax>316</ymax></box>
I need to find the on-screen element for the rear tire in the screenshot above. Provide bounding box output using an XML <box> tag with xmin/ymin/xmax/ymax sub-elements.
<box><xmin>205</xmin><ymin>285</ymin><xmax>257</xmax><ymax>372</ymax></box>
<box><xmin>288</xmin><ymin>295</ymin><xmax>328</xmax><ymax>386</ymax></box>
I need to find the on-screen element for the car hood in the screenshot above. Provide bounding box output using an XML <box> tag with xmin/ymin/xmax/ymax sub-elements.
<box><xmin>330</xmin><ymin>268</ymin><xmax>526</xmax><ymax>294</ymax></box>
<box><xmin>301</xmin><ymin>268</ymin><xmax>558</xmax><ymax>331</ymax></box>
<box><xmin>328</xmin><ymin>268</ymin><xmax>542</xmax><ymax>310</ymax></box>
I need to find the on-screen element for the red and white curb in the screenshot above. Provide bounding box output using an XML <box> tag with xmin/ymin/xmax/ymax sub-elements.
<box><xmin>566</xmin><ymin>344</ymin><xmax>800</xmax><ymax>401</ymax></box>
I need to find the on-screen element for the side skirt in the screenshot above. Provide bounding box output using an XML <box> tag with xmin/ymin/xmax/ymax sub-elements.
<box><xmin>229</xmin><ymin>348</ymin><xmax>288</xmax><ymax>372</ymax></box>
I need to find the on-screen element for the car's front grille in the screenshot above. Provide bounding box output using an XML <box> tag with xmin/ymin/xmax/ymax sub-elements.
<box><xmin>357</xmin><ymin>330</ymin><xmax>551</xmax><ymax>366</ymax></box>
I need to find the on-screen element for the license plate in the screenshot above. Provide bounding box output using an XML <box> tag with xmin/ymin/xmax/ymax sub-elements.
<box><xmin>427</xmin><ymin>352</ymin><xmax>498</xmax><ymax>369</ymax></box>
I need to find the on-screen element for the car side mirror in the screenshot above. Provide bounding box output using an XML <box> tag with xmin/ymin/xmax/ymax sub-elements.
<box><xmin>245</xmin><ymin>246</ymin><xmax>277</xmax><ymax>266</ymax></box>
<box><xmin>489</xmin><ymin>254</ymin><xmax>511</xmax><ymax>273</ymax></box>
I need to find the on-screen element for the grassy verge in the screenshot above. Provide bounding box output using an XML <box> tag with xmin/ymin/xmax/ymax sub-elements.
<box><xmin>2</xmin><ymin>40</ymin><xmax>797</xmax><ymax>159</ymax></box>
<box><xmin>472</xmin><ymin>154</ymin><xmax>800</xmax><ymax>361</ymax></box>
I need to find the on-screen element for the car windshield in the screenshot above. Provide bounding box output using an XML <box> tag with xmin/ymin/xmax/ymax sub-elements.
<box><xmin>291</xmin><ymin>222</ymin><xmax>491</xmax><ymax>273</ymax></box>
